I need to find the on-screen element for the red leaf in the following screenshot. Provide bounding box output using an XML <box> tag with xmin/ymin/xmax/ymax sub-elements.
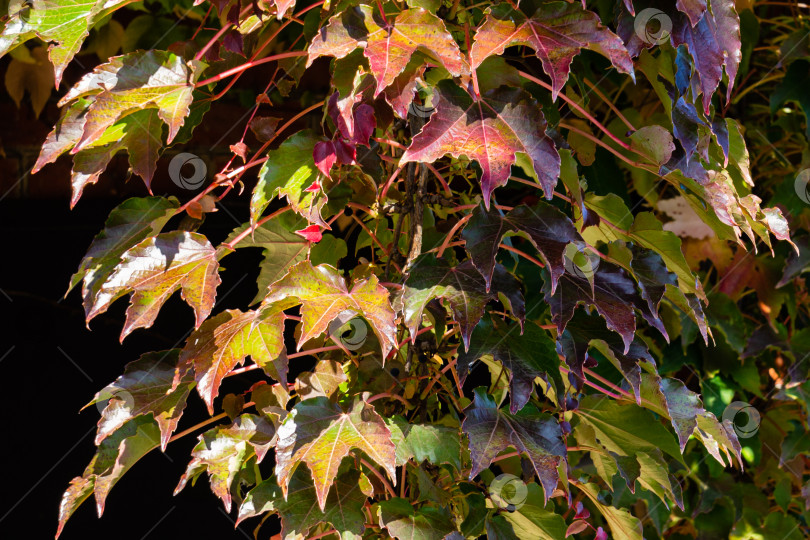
<box><xmin>471</xmin><ymin>3</ymin><xmax>633</xmax><ymax>100</ymax></box>
<box><xmin>401</xmin><ymin>81</ymin><xmax>560</xmax><ymax>206</ymax></box>
<box><xmin>296</xmin><ymin>224</ymin><xmax>323</xmax><ymax>243</ymax></box>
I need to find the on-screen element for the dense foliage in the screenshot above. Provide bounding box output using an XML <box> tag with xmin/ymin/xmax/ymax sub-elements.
<box><xmin>4</xmin><ymin>0</ymin><xmax>810</xmax><ymax>537</ymax></box>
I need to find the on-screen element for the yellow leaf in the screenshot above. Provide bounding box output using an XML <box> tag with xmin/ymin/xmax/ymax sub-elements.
<box><xmin>4</xmin><ymin>46</ymin><xmax>54</xmax><ymax>118</ymax></box>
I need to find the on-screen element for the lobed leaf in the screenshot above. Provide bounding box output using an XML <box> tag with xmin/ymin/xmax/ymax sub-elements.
<box><xmin>263</xmin><ymin>260</ymin><xmax>398</xmax><ymax>357</ymax></box>
<box><xmin>89</xmin><ymin>348</ymin><xmax>194</xmax><ymax>451</ymax></box>
<box><xmin>462</xmin><ymin>388</ymin><xmax>566</xmax><ymax>502</ymax></box>
<box><xmin>86</xmin><ymin>231</ymin><xmax>221</xmax><ymax>340</ymax></box>
<box><xmin>400</xmin><ymin>80</ymin><xmax>560</xmax><ymax>205</ymax></box>
<box><xmin>402</xmin><ymin>255</ymin><xmax>526</xmax><ymax>350</ymax></box>
<box><xmin>275</xmin><ymin>396</ymin><xmax>397</xmax><ymax>510</ymax></box>
<box><xmin>308</xmin><ymin>5</ymin><xmax>465</xmax><ymax>96</ymax></box>
<box><xmin>179</xmin><ymin>308</ymin><xmax>287</xmax><ymax>414</ymax></box>
<box><xmin>471</xmin><ymin>3</ymin><xmax>633</xmax><ymax>100</ymax></box>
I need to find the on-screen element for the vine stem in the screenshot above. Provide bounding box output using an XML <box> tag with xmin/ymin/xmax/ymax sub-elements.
<box><xmin>168</xmin><ymin>401</ymin><xmax>255</xmax><ymax>444</ymax></box>
<box><xmin>420</xmin><ymin>358</ymin><xmax>457</xmax><ymax>397</ymax></box>
<box><xmin>559</xmin><ymin>121</ymin><xmax>652</xmax><ymax>169</ymax></box>
<box><xmin>379</xmin><ymin>165</ymin><xmax>404</xmax><ymax>202</ymax></box>
<box><xmin>223</xmin><ymin>100</ymin><xmax>325</xmax><ymax>181</ymax></box>
<box><xmin>436</xmin><ymin>213</ymin><xmax>471</xmax><ymax>258</ymax></box>
<box><xmin>359</xmin><ymin>457</ymin><xmax>396</xmax><ymax>498</ymax></box>
<box><xmin>517</xmin><ymin>70</ymin><xmax>633</xmax><ymax>152</ymax></box>
<box><xmin>220</xmin><ymin>205</ymin><xmax>292</xmax><ymax>250</ymax></box>
<box><xmin>227</xmin><ymin>345</ymin><xmax>344</xmax><ymax>376</ymax></box>
<box><xmin>195</xmin><ymin>51</ymin><xmax>308</xmax><ymax>87</ymax></box>
<box><xmin>176</xmin><ymin>99</ymin><xmax>323</xmax><ymax>218</ymax></box>
<box><xmin>425</xmin><ymin>163</ymin><xmax>453</xmax><ymax>197</ymax></box>
<box><xmin>193</xmin><ymin>5</ymin><xmax>250</xmax><ymax>61</ymax></box>
<box><xmin>583</xmin><ymin>367</ymin><xmax>633</xmax><ymax>398</ymax></box>
<box><xmin>558</xmin><ymin>366</ymin><xmax>625</xmax><ymax>400</ymax></box>
<box><xmin>582</xmin><ymin>78</ymin><xmax>636</xmax><ymax>132</ymax></box>
<box><xmin>499</xmin><ymin>243</ymin><xmax>545</xmax><ymax>269</ymax></box>
<box><xmin>367</xmin><ymin>392</ymin><xmax>411</xmax><ymax>406</ymax></box>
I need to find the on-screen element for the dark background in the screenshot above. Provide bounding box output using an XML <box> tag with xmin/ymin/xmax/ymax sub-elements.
<box><xmin>0</xmin><ymin>45</ymin><xmax>327</xmax><ymax>539</ymax></box>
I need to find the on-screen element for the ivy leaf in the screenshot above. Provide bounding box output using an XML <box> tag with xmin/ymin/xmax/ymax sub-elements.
<box><xmin>461</xmin><ymin>202</ymin><xmax>580</xmax><ymax>294</ymax></box>
<box><xmin>308</xmin><ymin>5</ymin><xmax>465</xmax><ymax>95</ymax></box>
<box><xmin>672</xmin><ymin>0</ymin><xmax>741</xmax><ymax>114</ymax></box>
<box><xmin>630</xmin><ymin>245</ymin><xmax>678</xmax><ymax>316</ymax></box>
<box><xmin>0</xmin><ymin>0</ymin><xmax>136</xmax><ymax>87</ymax></box>
<box><xmin>558</xmin><ymin>311</ymin><xmax>654</xmax><ymax>401</ymax></box>
<box><xmin>263</xmin><ymin>261</ymin><xmax>398</xmax><ymax>357</ymax></box>
<box><xmin>87</xmin><ymin>231</ymin><xmax>221</xmax><ymax>340</ymax></box>
<box><xmin>459</xmin><ymin>318</ymin><xmax>563</xmax><ymax>413</ymax></box>
<box><xmin>275</xmin><ymin>396</ymin><xmax>397</xmax><ymax>510</ymax></box>
<box><xmin>175</xmin><ymin>414</ymin><xmax>276</xmax><ymax>511</ymax></box>
<box><xmin>295</xmin><ymin>359</ymin><xmax>347</xmax><ymax>400</ymax></box>
<box><xmin>57</xmin><ymin>50</ymin><xmax>203</xmax><ymax>149</ymax></box>
<box><xmin>67</xmin><ymin>196</ymin><xmax>177</xmax><ymax>318</ymax></box>
<box><xmin>378</xmin><ymin>498</ymin><xmax>458</xmax><ymax>540</ymax></box>
<box><xmin>385</xmin><ymin>415</ymin><xmax>462</xmax><ymax>469</ymax></box>
<box><xmin>576</xmin><ymin>482</ymin><xmax>643</xmax><ymax>540</ymax></box>
<box><xmin>225</xmin><ymin>219</ymin><xmax>310</xmax><ymax>305</ymax></box>
<box><xmin>400</xmin><ymin>80</ymin><xmax>560</xmax><ymax>205</ymax></box>
<box><xmin>179</xmin><ymin>308</ymin><xmax>287</xmax><ymax>414</ymax></box>
<box><xmin>639</xmin><ymin>375</ymin><xmax>742</xmax><ymax>466</ymax></box>
<box><xmin>500</xmin><ymin>483</ymin><xmax>568</xmax><ymax>540</ymax></box>
<box><xmin>470</xmin><ymin>3</ymin><xmax>633</xmax><ymax>100</ymax></box>
<box><xmin>71</xmin><ymin>109</ymin><xmax>163</xmax><ymax>206</ymax></box>
<box><xmin>462</xmin><ymin>388</ymin><xmax>566</xmax><ymax>502</ymax></box>
<box><xmin>89</xmin><ymin>349</ymin><xmax>193</xmax><ymax>451</ymax></box>
<box><xmin>542</xmin><ymin>261</ymin><xmax>667</xmax><ymax>354</ymax></box>
<box><xmin>237</xmin><ymin>469</ymin><xmax>367</xmax><ymax>538</ymax></box>
<box><xmin>577</xmin><ymin>395</ymin><xmax>684</xmax><ymax>463</ymax></box>
<box><xmin>251</xmin><ymin>130</ymin><xmax>325</xmax><ymax>228</ymax></box>
<box><xmin>677</xmin><ymin>0</ymin><xmax>708</xmax><ymax>26</ymax></box>
<box><xmin>402</xmin><ymin>255</ymin><xmax>526</xmax><ymax>350</ymax></box>
<box><xmin>57</xmin><ymin>416</ymin><xmax>160</xmax><ymax>538</ymax></box>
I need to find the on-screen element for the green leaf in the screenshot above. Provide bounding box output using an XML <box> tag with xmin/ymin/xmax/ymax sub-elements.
<box><xmin>639</xmin><ymin>375</ymin><xmax>743</xmax><ymax>466</ymax></box>
<box><xmin>89</xmin><ymin>348</ymin><xmax>193</xmax><ymax>451</ymax></box>
<box><xmin>275</xmin><ymin>396</ymin><xmax>397</xmax><ymax>510</ymax></box>
<box><xmin>402</xmin><ymin>255</ymin><xmax>526</xmax><ymax>350</ymax></box>
<box><xmin>58</xmin><ymin>50</ymin><xmax>203</xmax><ymax>149</ymax></box>
<box><xmin>86</xmin><ymin>231</ymin><xmax>221</xmax><ymax>340</ymax></box>
<box><xmin>377</xmin><ymin>498</ymin><xmax>457</xmax><ymax>540</ymax></box>
<box><xmin>251</xmin><ymin>130</ymin><xmax>324</xmax><ymax>227</ymax></box>
<box><xmin>501</xmin><ymin>483</ymin><xmax>567</xmax><ymax>540</ymax></box>
<box><xmin>57</xmin><ymin>416</ymin><xmax>160</xmax><ymax>537</ymax></box>
<box><xmin>462</xmin><ymin>388</ymin><xmax>566</xmax><ymax>501</ymax></box>
<box><xmin>385</xmin><ymin>415</ymin><xmax>462</xmax><ymax>470</ymax></box>
<box><xmin>576</xmin><ymin>395</ymin><xmax>684</xmax><ymax>464</ymax></box>
<box><xmin>225</xmin><ymin>218</ymin><xmax>310</xmax><ymax>304</ymax></box>
<box><xmin>67</xmin><ymin>196</ymin><xmax>177</xmax><ymax>316</ymax></box>
<box><xmin>459</xmin><ymin>317</ymin><xmax>563</xmax><ymax>413</ymax></box>
<box><xmin>263</xmin><ymin>260</ymin><xmax>398</xmax><ymax>357</ymax></box>
<box><xmin>629</xmin><ymin>126</ymin><xmax>675</xmax><ymax>167</ymax></box>
<box><xmin>179</xmin><ymin>308</ymin><xmax>287</xmax><ymax>414</ymax></box>
<box><xmin>576</xmin><ymin>482</ymin><xmax>642</xmax><ymax>540</ymax></box>
<box><xmin>175</xmin><ymin>414</ymin><xmax>276</xmax><ymax>511</ymax></box>
<box><xmin>0</xmin><ymin>0</ymin><xmax>137</xmax><ymax>86</ymax></box>
<box><xmin>238</xmin><ymin>469</ymin><xmax>367</xmax><ymax>538</ymax></box>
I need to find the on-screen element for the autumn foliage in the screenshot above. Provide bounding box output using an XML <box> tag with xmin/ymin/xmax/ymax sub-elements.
<box><xmin>3</xmin><ymin>0</ymin><xmax>810</xmax><ymax>538</ymax></box>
